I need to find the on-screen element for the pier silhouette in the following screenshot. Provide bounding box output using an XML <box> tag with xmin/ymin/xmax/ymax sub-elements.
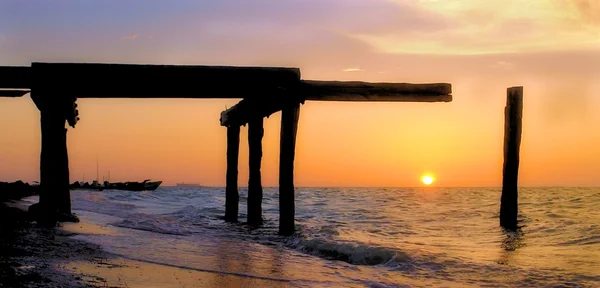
<box><xmin>1</xmin><ymin>62</ymin><xmax>532</xmax><ymax>235</ymax></box>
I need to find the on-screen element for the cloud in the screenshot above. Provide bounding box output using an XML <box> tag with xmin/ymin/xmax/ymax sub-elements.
<box><xmin>343</xmin><ymin>68</ymin><xmax>364</xmax><ymax>72</ymax></box>
<box><xmin>2</xmin><ymin>0</ymin><xmax>599</xmax><ymax>66</ymax></box>
<box><xmin>120</xmin><ymin>34</ymin><xmax>138</xmax><ymax>41</ymax></box>
<box><xmin>491</xmin><ymin>61</ymin><xmax>515</xmax><ymax>70</ymax></box>
<box><xmin>568</xmin><ymin>0</ymin><xmax>600</xmax><ymax>25</ymax></box>
<box><xmin>348</xmin><ymin>0</ymin><xmax>600</xmax><ymax>55</ymax></box>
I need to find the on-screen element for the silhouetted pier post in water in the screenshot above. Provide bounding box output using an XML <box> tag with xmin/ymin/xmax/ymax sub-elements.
<box><xmin>279</xmin><ymin>103</ymin><xmax>301</xmax><ymax>235</ymax></box>
<box><xmin>500</xmin><ymin>86</ymin><xmax>523</xmax><ymax>230</ymax></box>
<box><xmin>247</xmin><ymin>118</ymin><xmax>264</xmax><ymax>226</ymax></box>
<box><xmin>225</xmin><ymin>125</ymin><xmax>240</xmax><ymax>222</ymax></box>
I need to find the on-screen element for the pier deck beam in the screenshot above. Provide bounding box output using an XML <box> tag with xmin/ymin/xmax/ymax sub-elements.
<box><xmin>500</xmin><ymin>86</ymin><xmax>523</xmax><ymax>230</ymax></box>
<box><xmin>247</xmin><ymin>118</ymin><xmax>264</xmax><ymax>226</ymax></box>
<box><xmin>225</xmin><ymin>125</ymin><xmax>241</xmax><ymax>222</ymax></box>
<box><xmin>279</xmin><ymin>103</ymin><xmax>301</xmax><ymax>236</ymax></box>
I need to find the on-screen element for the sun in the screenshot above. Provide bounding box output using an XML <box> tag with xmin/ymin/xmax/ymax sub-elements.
<box><xmin>421</xmin><ymin>175</ymin><xmax>435</xmax><ymax>186</ymax></box>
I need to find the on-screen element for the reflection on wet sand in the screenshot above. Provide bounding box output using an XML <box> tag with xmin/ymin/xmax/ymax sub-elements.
<box><xmin>63</xmin><ymin>257</ymin><xmax>294</xmax><ymax>288</ymax></box>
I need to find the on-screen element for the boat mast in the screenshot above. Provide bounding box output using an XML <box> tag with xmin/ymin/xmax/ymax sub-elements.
<box><xmin>96</xmin><ymin>157</ymin><xmax>99</xmax><ymax>182</ymax></box>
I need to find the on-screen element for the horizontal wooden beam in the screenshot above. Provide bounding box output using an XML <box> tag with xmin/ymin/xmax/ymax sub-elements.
<box><xmin>301</xmin><ymin>80</ymin><xmax>451</xmax><ymax>102</ymax></box>
<box><xmin>1</xmin><ymin>64</ymin><xmax>452</xmax><ymax>103</ymax></box>
<box><xmin>31</xmin><ymin>63</ymin><xmax>301</xmax><ymax>99</ymax></box>
<box><xmin>0</xmin><ymin>66</ymin><xmax>31</xmax><ymax>89</ymax></box>
<box><xmin>220</xmin><ymin>81</ymin><xmax>452</xmax><ymax>126</ymax></box>
<box><xmin>0</xmin><ymin>89</ymin><xmax>30</xmax><ymax>97</ymax></box>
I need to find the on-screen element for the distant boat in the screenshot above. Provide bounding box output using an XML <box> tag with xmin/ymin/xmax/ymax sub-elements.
<box><xmin>116</xmin><ymin>180</ymin><xmax>162</xmax><ymax>191</ymax></box>
<box><xmin>72</xmin><ymin>158</ymin><xmax>162</xmax><ymax>191</ymax></box>
<box><xmin>71</xmin><ymin>179</ymin><xmax>162</xmax><ymax>191</ymax></box>
<box><xmin>176</xmin><ymin>182</ymin><xmax>201</xmax><ymax>188</ymax></box>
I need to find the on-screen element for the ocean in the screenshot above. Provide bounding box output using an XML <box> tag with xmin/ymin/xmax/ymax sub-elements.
<box><xmin>42</xmin><ymin>187</ymin><xmax>600</xmax><ymax>287</ymax></box>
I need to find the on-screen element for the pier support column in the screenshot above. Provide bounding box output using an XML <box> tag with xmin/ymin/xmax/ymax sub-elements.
<box><xmin>500</xmin><ymin>86</ymin><xmax>523</xmax><ymax>230</ymax></box>
<box><xmin>225</xmin><ymin>125</ymin><xmax>240</xmax><ymax>222</ymax></box>
<box><xmin>247</xmin><ymin>118</ymin><xmax>264</xmax><ymax>226</ymax></box>
<box><xmin>28</xmin><ymin>101</ymin><xmax>78</xmax><ymax>223</ymax></box>
<box><xmin>279</xmin><ymin>103</ymin><xmax>300</xmax><ymax>236</ymax></box>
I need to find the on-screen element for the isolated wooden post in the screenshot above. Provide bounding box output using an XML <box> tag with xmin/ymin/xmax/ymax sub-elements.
<box><xmin>247</xmin><ymin>118</ymin><xmax>264</xmax><ymax>226</ymax></box>
<box><xmin>225</xmin><ymin>125</ymin><xmax>240</xmax><ymax>222</ymax></box>
<box><xmin>279</xmin><ymin>103</ymin><xmax>300</xmax><ymax>236</ymax></box>
<box><xmin>500</xmin><ymin>86</ymin><xmax>523</xmax><ymax>229</ymax></box>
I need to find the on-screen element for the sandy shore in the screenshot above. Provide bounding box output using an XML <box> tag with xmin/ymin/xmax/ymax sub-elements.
<box><xmin>1</xmin><ymin>200</ymin><xmax>98</xmax><ymax>287</ymax></box>
<box><xmin>0</xmin><ymin>200</ymin><xmax>293</xmax><ymax>288</ymax></box>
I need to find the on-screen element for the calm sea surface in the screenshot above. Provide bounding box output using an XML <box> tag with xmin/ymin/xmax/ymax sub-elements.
<box><xmin>55</xmin><ymin>187</ymin><xmax>600</xmax><ymax>287</ymax></box>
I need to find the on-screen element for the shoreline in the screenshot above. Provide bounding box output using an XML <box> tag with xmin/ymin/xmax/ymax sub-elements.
<box><xmin>0</xmin><ymin>199</ymin><xmax>295</xmax><ymax>288</ymax></box>
<box><xmin>0</xmin><ymin>199</ymin><xmax>115</xmax><ymax>287</ymax></box>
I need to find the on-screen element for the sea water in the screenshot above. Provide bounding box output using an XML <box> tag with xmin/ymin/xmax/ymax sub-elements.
<box><xmin>62</xmin><ymin>187</ymin><xmax>600</xmax><ymax>287</ymax></box>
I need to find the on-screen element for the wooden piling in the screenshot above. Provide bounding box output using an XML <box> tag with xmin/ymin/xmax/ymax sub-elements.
<box><xmin>225</xmin><ymin>125</ymin><xmax>240</xmax><ymax>222</ymax></box>
<box><xmin>500</xmin><ymin>86</ymin><xmax>523</xmax><ymax>229</ymax></box>
<box><xmin>279</xmin><ymin>103</ymin><xmax>300</xmax><ymax>236</ymax></box>
<box><xmin>247</xmin><ymin>118</ymin><xmax>264</xmax><ymax>226</ymax></box>
<box><xmin>40</xmin><ymin>111</ymin><xmax>70</xmax><ymax>213</ymax></box>
<box><xmin>30</xmin><ymin>108</ymin><xmax>76</xmax><ymax>223</ymax></box>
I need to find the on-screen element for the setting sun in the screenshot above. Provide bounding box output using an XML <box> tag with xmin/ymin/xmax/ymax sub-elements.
<box><xmin>421</xmin><ymin>175</ymin><xmax>435</xmax><ymax>186</ymax></box>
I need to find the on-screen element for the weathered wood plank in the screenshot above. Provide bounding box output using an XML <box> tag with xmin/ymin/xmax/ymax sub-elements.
<box><xmin>220</xmin><ymin>81</ymin><xmax>452</xmax><ymax>126</ymax></box>
<box><xmin>2</xmin><ymin>64</ymin><xmax>452</xmax><ymax>102</ymax></box>
<box><xmin>0</xmin><ymin>66</ymin><xmax>31</xmax><ymax>89</ymax></box>
<box><xmin>0</xmin><ymin>89</ymin><xmax>30</xmax><ymax>97</ymax></box>
<box><xmin>31</xmin><ymin>62</ymin><xmax>301</xmax><ymax>99</ymax></box>
<box><xmin>302</xmin><ymin>80</ymin><xmax>451</xmax><ymax>102</ymax></box>
<box><xmin>500</xmin><ymin>86</ymin><xmax>523</xmax><ymax>230</ymax></box>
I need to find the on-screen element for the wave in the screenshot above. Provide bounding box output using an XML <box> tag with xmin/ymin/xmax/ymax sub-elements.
<box><xmin>72</xmin><ymin>192</ymin><xmax>138</xmax><ymax>218</ymax></box>
<box><xmin>111</xmin><ymin>213</ymin><xmax>194</xmax><ymax>236</ymax></box>
<box><xmin>286</xmin><ymin>237</ymin><xmax>411</xmax><ymax>266</ymax></box>
<box><xmin>559</xmin><ymin>235</ymin><xmax>600</xmax><ymax>246</ymax></box>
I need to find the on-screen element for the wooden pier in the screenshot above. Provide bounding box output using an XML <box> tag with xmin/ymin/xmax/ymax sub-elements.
<box><xmin>1</xmin><ymin>62</ymin><xmax>452</xmax><ymax>234</ymax></box>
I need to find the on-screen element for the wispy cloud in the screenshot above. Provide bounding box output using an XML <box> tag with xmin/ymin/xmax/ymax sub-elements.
<box><xmin>349</xmin><ymin>0</ymin><xmax>600</xmax><ymax>55</ymax></box>
<box><xmin>491</xmin><ymin>61</ymin><xmax>515</xmax><ymax>70</ymax></box>
<box><xmin>343</xmin><ymin>68</ymin><xmax>364</xmax><ymax>72</ymax></box>
<box><xmin>120</xmin><ymin>34</ymin><xmax>138</xmax><ymax>41</ymax></box>
<box><xmin>566</xmin><ymin>0</ymin><xmax>600</xmax><ymax>25</ymax></box>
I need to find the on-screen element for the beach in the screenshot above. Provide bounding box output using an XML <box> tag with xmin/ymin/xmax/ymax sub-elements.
<box><xmin>1</xmin><ymin>187</ymin><xmax>600</xmax><ymax>287</ymax></box>
<box><xmin>0</xmin><ymin>199</ymin><xmax>296</xmax><ymax>288</ymax></box>
<box><xmin>0</xmin><ymin>200</ymin><xmax>107</xmax><ymax>287</ymax></box>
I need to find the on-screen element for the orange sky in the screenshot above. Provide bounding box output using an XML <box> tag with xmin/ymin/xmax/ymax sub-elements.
<box><xmin>1</xmin><ymin>0</ymin><xmax>599</xmax><ymax>187</ymax></box>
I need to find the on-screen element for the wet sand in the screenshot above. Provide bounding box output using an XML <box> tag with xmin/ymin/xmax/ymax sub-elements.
<box><xmin>1</xmin><ymin>200</ymin><xmax>98</xmax><ymax>287</ymax></box>
<box><xmin>0</xmin><ymin>200</ymin><xmax>293</xmax><ymax>288</ymax></box>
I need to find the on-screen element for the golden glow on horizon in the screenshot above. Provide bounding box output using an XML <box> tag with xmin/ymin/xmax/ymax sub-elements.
<box><xmin>421</xmin><ymin>175</ymin><xmax>435</xmax><ymax>186</ymax></box>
